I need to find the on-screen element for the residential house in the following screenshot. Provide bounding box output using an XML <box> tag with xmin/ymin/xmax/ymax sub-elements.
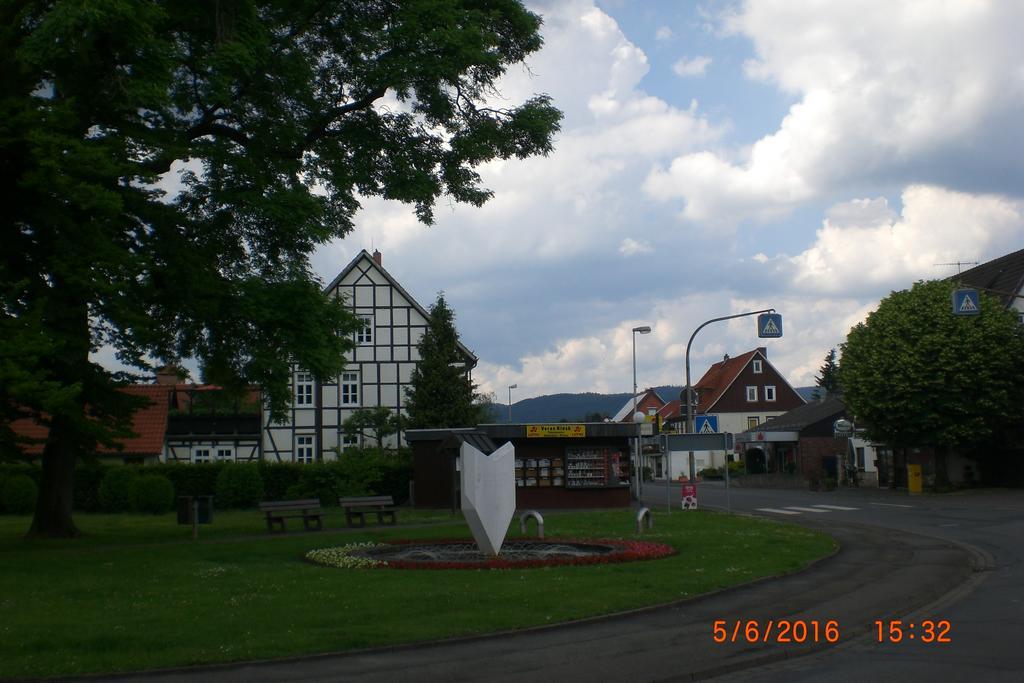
<box><xmin>666</xmin><ymin>347</ymin><xmax>805</xmax><ymax>475</ymax></box>
<box><xmin>9</xmin><ymin>385</ymin><xmax>172</xmax><ymax>465</ymax></box>
<box><xmin>735</xmin><ymin>395</ymin><xmax>885</xmax><ymax>486</ymax></box>
<box><xmin>952</xmin><ymin>247</ymin><xmax>1024</xmax><ymax>322</ymax></box>
<box><xmin>261</xmin><ymin>250</ymin><xmax>477</xmax><ymax>462</ymax></box>
<box><xmin>611</xmin><ymin>388</ymin><xmax>671</xmax><ymax>480</ymax></box>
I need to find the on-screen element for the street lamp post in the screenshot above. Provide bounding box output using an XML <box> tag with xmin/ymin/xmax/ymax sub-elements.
<box><xmin>507</xmin><ymin>384</ymin><xmax>517</xmax><ymax>423</ymax></box>
<box><xmin>632</xmin><ymin>325</ymin><xmax>652</xmax><ymax>500</ymax></box>
<box><xmin>683</xmin><ymin>309</ymin><xmax>775</xmax><ymax>482</ymax></box>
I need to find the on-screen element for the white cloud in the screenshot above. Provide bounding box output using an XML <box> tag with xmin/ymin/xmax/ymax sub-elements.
<box><xmin>786</xmin><ymin>185</ymin><xmax>1024</xmax><ymax>294</ymax></box>
<box><xmin>646</xmin><ymin>0</ymin><xmax>1024</xmax><ymax>226</ymax></box>
<box><xmin>474</xmin><ymin>288</ymin><xmax>870</xmax><ymax>398</ymax></box>
<box><xmin>672</xmin><ymin>56</ymin><xmax>712</xmax><ymax>78</ymax></box>
<box><xmin>619</xmin><ymin>238</ymin><xmax>653</xmax><ymax>256</ymax></box>
<box><xmin>655</xmin><ymin>26</ymin><xmax>673</xmax><ymax>41</ymax></box>
<box><xmin>328</xmin><ymin>1</ymin><xmax>724</xmax><ymax>275</ymax></box>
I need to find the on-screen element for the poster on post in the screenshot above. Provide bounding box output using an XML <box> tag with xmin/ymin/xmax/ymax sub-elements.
<box><xmin>681</xmin><ymin>483</ymin><xmax>698</xmax><ymax>510</ymax></box>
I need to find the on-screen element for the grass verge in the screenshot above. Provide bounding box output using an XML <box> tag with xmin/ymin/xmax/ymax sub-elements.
<box><xmin>0</xmin><ymin>509</ymin><xmax>834</xmax><ymax>678</ymax></box>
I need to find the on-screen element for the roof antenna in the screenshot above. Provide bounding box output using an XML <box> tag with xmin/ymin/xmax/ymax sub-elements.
<box><xmin>934</xmin><ymin>260</ymin><xmax>979</xmax><ymax>275</ymax></box>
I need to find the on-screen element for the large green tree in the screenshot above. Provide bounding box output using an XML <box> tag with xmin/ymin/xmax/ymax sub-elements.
<box><xmin>1</xmin><ymin>0</ymin><xmax>560</xmax><ymax>536</ymax></box>
<box><xmin>404</xmin><ymin>294</ymin><xmax>486</xmax><ymax>429</ymax></box>
<box><xmin>839</xmin><ymin>280</ymin><xmax>1024</xmax><ymax>486</ymax></box>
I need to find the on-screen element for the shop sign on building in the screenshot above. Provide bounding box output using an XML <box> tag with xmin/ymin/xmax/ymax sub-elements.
<box><xmin>526</xmin><ymin>424</ymin><xmax>586</xmax><ymax>438</ymax></box>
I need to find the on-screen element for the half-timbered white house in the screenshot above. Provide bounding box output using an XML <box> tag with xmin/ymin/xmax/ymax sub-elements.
<box><xmin>261</xmin><ymin>250</ymin><xmax>477</xmax><ymax>462</ymax></box>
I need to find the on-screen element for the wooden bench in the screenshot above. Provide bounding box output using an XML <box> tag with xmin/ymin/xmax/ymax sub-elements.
<box><xmin>258</xmin><ymin>499</ymin><xmax>324</xmax><ymax>533</ymax></box>
<box><xmin>338</xmin><ymin>495</ymin><xmax>397</xmax><ymax>527</ymax></box>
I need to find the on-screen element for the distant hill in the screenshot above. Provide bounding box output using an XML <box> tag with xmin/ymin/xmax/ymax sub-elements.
<box><xmin>486</xmin><ymin>386</ymin><xmax>685</xmax><ymax>424</ymax></box>
<box><xmin>481</xmin><ymin>385</ymin><xmax>819</xmax><ymax>424</ymax></box>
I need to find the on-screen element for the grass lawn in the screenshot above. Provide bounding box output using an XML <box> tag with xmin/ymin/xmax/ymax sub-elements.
<box><xmin>0</xmin><ymin>508</ymin><xmax>834</xmax><ymax>678</ymax></box>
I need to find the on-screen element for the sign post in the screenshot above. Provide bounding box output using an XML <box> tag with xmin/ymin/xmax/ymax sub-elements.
<box><xmin>683</xmin><ymin>308</ymin><xmax>780</xmax><ymax>484</ymax></box>
<box><xmin>951</xmin><ymin>289</ymin><xmax>980</xmax><ymax>316</ymax></box>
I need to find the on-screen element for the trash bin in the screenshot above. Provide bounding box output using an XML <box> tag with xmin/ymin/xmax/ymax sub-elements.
<box><xmin>177</xmin><ymin>496</ymin><xmax>214</xmax><ymax>524</ymax></box>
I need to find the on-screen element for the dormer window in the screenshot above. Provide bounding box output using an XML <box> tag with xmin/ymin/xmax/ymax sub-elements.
<box><xmin>752</xmin><ymin>359</ymin><xmax>763</xmax><ymax>374</ymax></box>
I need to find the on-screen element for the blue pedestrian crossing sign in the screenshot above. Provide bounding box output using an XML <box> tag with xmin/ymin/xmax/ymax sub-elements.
<box><xmin>695</xmin><ymin>415</ymin><xmax>719</xmax><ymax>434</ymax></box>
<box><xmin>757</xmin><ymin>313</ymin><xmax>783</xmax><ymax>338</ymax></box>
<box><xmin>951</xmin><ymin>289</ymin><xmax>980</xmax><ymax>316</ymax></box>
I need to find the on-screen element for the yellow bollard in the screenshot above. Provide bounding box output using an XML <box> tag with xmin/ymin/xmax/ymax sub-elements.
<box><xmin>907</xmin><ymin>464</ymin><xmax>923</xmax><ymax>495</ymax></box>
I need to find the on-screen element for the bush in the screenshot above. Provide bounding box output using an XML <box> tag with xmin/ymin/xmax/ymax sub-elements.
<box><xmin>133</xmin><ymin>475</ymin><xmax>175</xmax><ymax>514</ymax></box>
<box><xmin>258</xmin><ymin>462</ymin><xmax>302</xmax><ymax>500</ymax></box>
<box><xmin>215</xmin><ymin>464</ymin><xmax>264</xmax><ymax>509</ymax></box>
<box><xmin>1</xmin><ymin>475</ymin><xmax>39</xmax><ymax>514</ymax></box>
<box><xmin>699</xmin><ymin>467</ymin><xmax>723</xmax><ymax>480</ymax></box>
<box><xmin>154</xmin><ymin>462</ymin><xmax>225</xmax><ymax>497</ymax></box>
<box><xmin>74</xmin><ymin>463</ymin><xmax>108</xmax><ymax>512</ymax></box>
<box><xmin>99</xmin><ymin>467</ymin><xmax>140</xmax><ymax>512</ymax></box>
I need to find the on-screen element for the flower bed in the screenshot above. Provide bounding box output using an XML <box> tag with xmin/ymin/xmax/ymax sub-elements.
<box><xmin>306</xmin><ymin>538</ymin><xmax>676</xmax><ymax>570</ymax></box>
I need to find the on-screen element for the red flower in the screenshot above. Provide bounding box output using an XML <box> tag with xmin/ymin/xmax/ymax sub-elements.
<box><xmin>362</xmin><ymin>538</ymin><xmax>676</xmax><ymax>570</ymax></box>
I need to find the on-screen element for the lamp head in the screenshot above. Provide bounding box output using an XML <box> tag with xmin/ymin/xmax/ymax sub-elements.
<box><xmin>632</xmin><ymin>325</ymin><xmax>652</xmax><ymax>334</ymax></box>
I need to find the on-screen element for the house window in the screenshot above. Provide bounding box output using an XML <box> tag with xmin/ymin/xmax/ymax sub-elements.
<box><xmin>764</xmin><ymin>385</ymin><xmax>777</xmax><ymax>401</ymax></box>
<box><xmin>341</xmin><ymin>433</ymin><xmax>359</xmax><ymax>452</ymax></box>
<box><xmin>746</xmin><ymin>386</ymin><xmax>757</xmax><ymax>402</ymax></box>
<box><xmin>295</xmin><ymin>372</ymin><xmax>314</xmax><ymax>406</ymax></box>
<box><xmin>295</xmin><ymin>435</ymin><xmax>315</xmax><ymax>464</ymax></box>
<box><xmin>192</xmin><ymin>448</ymin><xmax>211</xmax><ymax>464</ymax></box>
<box><xmin>856</xmin><ymin>447</ymin><xmax>866</xmax><ymax>470</ymax></box>
<box><xmin>747</xmin><ymin>417</ymin><xmax>760</xmax><ymax>430</ymax></box>
<box><xmin>752</xmin><ymin>359</ymin><xmax>763</xmax><ymax>374</ymax></box>
<box><xmin>356</xmin><ymin>316</ymin><xmax>373</xmax><ymax>344</ymax></box>
<box><xmin>341</xmin><ymin>372</ymin><xmax>359</xmax><ymax>405</ymax></box>
<box><xmin>215</xmin><ymin>447</ymin><xmax>234</xmax><ymax>462</ymax></box>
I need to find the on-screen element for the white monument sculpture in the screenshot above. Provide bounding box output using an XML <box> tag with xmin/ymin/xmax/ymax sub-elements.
<box><xmin>460</xmin><ymin>440</ymin><xmax>516</xmax><ymax>556</ymax></box>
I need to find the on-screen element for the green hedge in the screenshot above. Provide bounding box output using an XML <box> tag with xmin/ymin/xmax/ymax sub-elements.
<box><xmin>1</xmin><ymin>475</ymin><xmax>38</xmax><ymax>514</ymax></box>
<box><xmin>215</xmin><ymin>464</ymin><xmax>264</xmax><ymax>509</ymax></box>
<box><xmin>0</xmin><ymin>449</ymin><xmax>412</xmax><ymax>513</ymax></box>
<box><xmin>134</xmin><ymin>475</ymin><xmax>175</xmax><ymax>514</ymax></box>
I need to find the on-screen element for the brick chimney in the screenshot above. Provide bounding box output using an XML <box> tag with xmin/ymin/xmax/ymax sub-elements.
<box><xmin>154</xmin><ymin>365</ymin><xmax>182</xmax><ymax>385</ymax></box>
<box><xmin>757</xmin><ymin>346</ymin><xmax>767</xmax><ymax>357</ymax></box>
<box><xmin>372</xmin><ymin>249</ymin><xmax>382</xmax><ymax>266</ymax></box>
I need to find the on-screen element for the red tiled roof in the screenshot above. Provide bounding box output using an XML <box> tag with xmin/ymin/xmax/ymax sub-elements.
<box><xmin>694</xmin><ymin>349</ymin><xmax>760</xmax><ymax>413</ymax></box>
<box><xmin>657</xmin><ymin>400</ymin><xmax>680</xmax><ymax>419</ymax></box>
<box><xmin>103</xmin><ymin>386</ymin><xmax>170</xmax><ymax>455</ymax></box>
<box><xmin>10</xmin><ymin>385</ymin><xmax>171</xmax><ymax>457</ymax></box>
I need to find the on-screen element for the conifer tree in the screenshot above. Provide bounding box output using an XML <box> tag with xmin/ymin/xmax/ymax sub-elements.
<box><xmin>404</xmin><ymin>295</ymin><xmax>481</xmax><ymax>429</ymax></box>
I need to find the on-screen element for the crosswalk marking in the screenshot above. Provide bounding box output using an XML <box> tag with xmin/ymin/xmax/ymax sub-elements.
<box><xmin>756</xmin><ymin>504</ymin><xmax>864</xmax><ymax>516</ymax></box>
<box><xmin>756</xmin><ymin>508</ymin><xmax>801</xmax><ymax>515</ymax></box>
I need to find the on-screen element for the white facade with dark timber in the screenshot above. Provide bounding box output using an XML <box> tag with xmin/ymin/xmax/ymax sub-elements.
<box><xmin>261</xmin><ymin>250</ymin><xmax>477</xmax><ymax>462</ymax></box>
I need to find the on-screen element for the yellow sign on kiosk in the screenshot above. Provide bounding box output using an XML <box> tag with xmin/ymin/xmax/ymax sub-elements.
<box><xmin>907</xmin><ymin>464</ymin><xmax>923</xmax><ymax>494</ymax></box>
<box><xmin>526</xmin><ymin>424</ymin><xmax>586</xmax><ymax>438</ymax></box>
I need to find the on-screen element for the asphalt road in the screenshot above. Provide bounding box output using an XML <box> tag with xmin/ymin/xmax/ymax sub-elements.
<box><xmin>88</xmin><ymin>482</ymin><xmax>1020</xmax><ymax>683</ymax></box>
<box><xmin>659</xmin><ymin>481</ymin><xmax>1024</xmax><ymax>682</ymax></box>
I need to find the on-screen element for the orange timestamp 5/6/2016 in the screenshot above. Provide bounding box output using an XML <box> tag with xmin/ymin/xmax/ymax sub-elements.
<box><xmin>712</xmin><ymin>619</ymin><xmax>841</xmax><ymax>644</ymax></box>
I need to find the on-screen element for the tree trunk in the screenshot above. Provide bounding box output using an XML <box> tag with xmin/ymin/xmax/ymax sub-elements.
<box><xmin>28</xmin><ymin>413</ymin><xmax>80</xmax><ymax>538</ymax></box>
<box><xmin>27</xmin><ymin>282</ymin><xmax>90</xmax><ymax>538</ymax></box>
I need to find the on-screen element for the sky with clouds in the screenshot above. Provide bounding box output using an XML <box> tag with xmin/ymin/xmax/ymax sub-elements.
<box><xmin>308</xmin><ymin>0</ymin><xmax>1024</xmax><ymax>401</ymax></box>
<box><xmin>109</xmin><ymin>0</ymin><xmax>1023</xmax><ymax>401</ymax></box>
